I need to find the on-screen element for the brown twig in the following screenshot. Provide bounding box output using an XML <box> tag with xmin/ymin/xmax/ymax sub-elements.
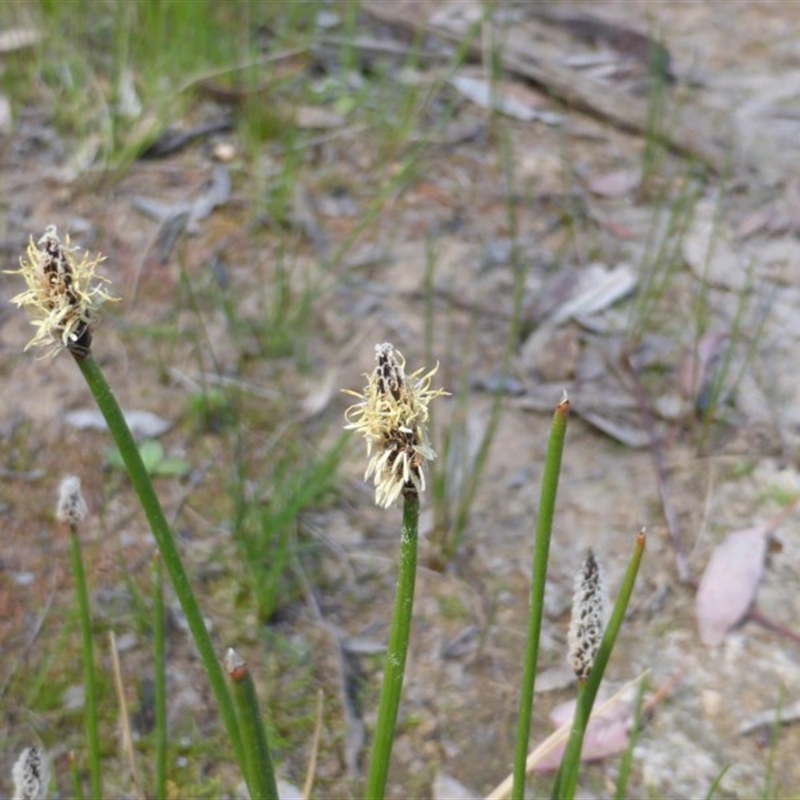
<box><xmin>746</xmin><ymin>607</ymin><xmax>800</xmax><ymax>646</ymax></box>
<box><xmin>622</xmin><ymin>352</ymin><xmax>690</xmax><ymax>582</ymax></box>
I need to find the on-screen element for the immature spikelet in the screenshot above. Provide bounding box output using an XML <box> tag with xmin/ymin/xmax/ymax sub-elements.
<box><xmin>12</xmin><ymin>746</ymin><xmax>49</xmax><ymax>800</ymax></box>
<box><xmin>56</xmin><ymin>475</ymin><xmax>88</xmax><ymax>527</ymax></box>
<box><xmin>344</xmin><ymin>343</ymin><xmax>447</xmax><ymax>508</ymax></box>
<box><xmin>567</xmin><ymin>549</ymin><xmax>608</xmax><ymax>681</ymax></box>
<box><xmin>6</xmin><ymin>225</ymin><xmax>117</xmax><ymax>357</ymax></box>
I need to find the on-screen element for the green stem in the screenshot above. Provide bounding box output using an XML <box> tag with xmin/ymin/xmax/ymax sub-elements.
<box><xmin>69</xmin><ymin>751</ymin><xmax>85</xmax><ymax>800</ymax></box>
<box><xmin>552</xmin><ymin>531</ymin><xmax>647</xmax><ymax>800</ymax></box>
<box><xmin>68</xmin><ymin>527</ymin><xmax>102</xmax><ymax>800</ymax></box>
<box><xmin>365</xmin><ymin>491</ymin><xmax>420</xmax><ymax>800</ymax></box>
<box><xmin>72</xmin><ymin>352</ymin><xmax>245</xmax><ymax>774</ymax></box>
<box><xmin>511</xmin><ymin>396</ymin><xmax>569</xmax><ymax>800</ymax></box>
<box><xmin>227</xmin><ymin>649</ymin><xmax>279</xmax><ymax>800</ymax></box>
<box><xmin>152</xmin><ymin>557</ymin><xmax>167</xmax><ymax>800</ymax></box>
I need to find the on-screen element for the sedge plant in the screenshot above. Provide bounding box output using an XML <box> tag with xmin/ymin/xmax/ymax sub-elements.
<box><xmin>5</xmin><ymin>227</ymin><xmax>275</xmax><ymax>797</ymax></box>
<box><xmin>497</xmin><ymin>395</ymin><xmax>646</xmax><ymax>800</ymax></box>
<box><xmin>343</xmin><ymin>342</ymin><xmax>448</xmax><ymax>800</ymax></box>
<box><xmin>55</xmin><ymin>475</ymin><xmax>102</xmax><ymax>800</ymax></box>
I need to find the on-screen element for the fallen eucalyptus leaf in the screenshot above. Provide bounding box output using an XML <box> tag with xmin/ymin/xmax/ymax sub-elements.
<box><xmin>695</xmin><ymin>525</ymin><xmax>769</xmax><ymax>646</ymax></box>
<box><xmin>587</xmin><ymin>168</ymin><xmax>641</xmax><ymax>198</ymax></box>
<box><xmin>532</xmin><ymin>692</ymin><xmax>635</xmax><ymax>772</ymax></box>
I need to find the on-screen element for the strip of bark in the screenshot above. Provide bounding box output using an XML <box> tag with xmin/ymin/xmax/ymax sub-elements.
<box><xmin>363</xmin><ymin>1</ymin><xmax>732</xmax><ymax>173</ymax></box>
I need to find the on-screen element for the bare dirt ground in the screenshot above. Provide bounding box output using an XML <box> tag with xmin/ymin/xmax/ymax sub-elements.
<box><xmin>3</xmin><ymin>2</ymin><xmax>800</xmax><ymax>798</ymax></box>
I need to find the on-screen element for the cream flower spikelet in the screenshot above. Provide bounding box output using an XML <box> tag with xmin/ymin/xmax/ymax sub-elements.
<box><xmin>56</xmin><ymin>475</ymin><xmax>88</xmax><ymax>527</ymax></box>
<box><xmin>567</xmin><ymin>548</ymin><xmax>608</xmax><ymax>682</ymax></box>
<box><xmin>6</xmin><ymin>225</ymin><xmax>117</xmax><ymax>356</ymax></box>
<box><xmin>12</xmin><ymin>745</ymin><xmax>50</xmax><ymax>800</ymax></box>
<box><xmin>344</xmin><ymin>343</ymin><xmax>447</xmax><ymax>508</ymax></box>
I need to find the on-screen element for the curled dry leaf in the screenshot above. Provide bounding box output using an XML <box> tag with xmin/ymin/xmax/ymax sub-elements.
<box><xmin>695</xmin><ymin>525</ymin><xmax>769</xmax><ymax>646</ymax></box>
<box><xmin>549</xmin><ymin>262</ymin><xmax>637</xmax><ymax>325</ymax></box>
<box><xmin>587</xmin><ymin>168</ymin><xmax>641</xmax><ymax>198</ymax></box>
<box><xmin>449</xmin><ymin>72</ymin><xmax>562</xmax><ymax>125</ymax></box>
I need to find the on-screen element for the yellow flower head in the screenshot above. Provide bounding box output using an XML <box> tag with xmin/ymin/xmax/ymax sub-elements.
<box><xmin>344</xmin><ymin>342</ymin><xmax>447</xmax><ymax>508</ymax></box>
<box><xmin>6</xmin><ymin>225</ymin><xmax>118</xmax><ymax>357</ymax></box>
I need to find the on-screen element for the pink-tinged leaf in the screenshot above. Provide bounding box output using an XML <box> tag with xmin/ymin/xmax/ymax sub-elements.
<box><xmin>695</xmin><ymin>526</ymin><xmax>769</xmax><ymax>646</ymax></box>
<box><xmin>532</xmin><ymin>696</ymin><xmax>634</xmax><ymax>772</ymax></box>
<box><xmin>587</xmin><ymin>168</ymin><xmax>641</xmax><ymax>198</ymax></box>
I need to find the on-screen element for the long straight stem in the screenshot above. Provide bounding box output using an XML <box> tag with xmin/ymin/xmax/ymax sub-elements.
<box><xmin>365</xmin><ymin>491</ymin><xmax>420</xmax><ymax>800</ymax></box>
<box><xmin>226</xmin><ymin>649</ymin><xmax>279</xmax><ymax>800</ymax></box>
<box><xmin>511</xmin><ymin>396</ymin><xmax>570</xmax><ymax>800</ymax></box>
<box><xmin>152</xmin><ymin>557</ymin><xmax>167</xmax><ymax>800</ymax></box>
<box><xmin>69</xmin><ymin>528</ymin><xmax>102</xmax><ymax>800</ymax></box>
<box><xmin>73</xmin><ymin>353</ymin><xmax>245</xmax><ymax>774</ymax></box>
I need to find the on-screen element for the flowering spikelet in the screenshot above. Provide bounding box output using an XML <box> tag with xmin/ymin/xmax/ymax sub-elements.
<box><xmin>12</xmin><ymin>746</ymin><xmax>49</xmax><ymax>800</ymax></box>
<box><xmin>56</xmin><ymin>475</ymin><xmax>88</xmax><ymax>527</ymax></box>
<box><xmin>344</xmin><ymin>342</ymin><xmax>447</xmax><ymax>508</ymax></box>
<box><xmin>6</xmin><ymin>225</ymin><xmax>117</xmax><ymax>357</ymax></box>
<box><xmin>567</xmin><ymin>549</ymin><xmax>608</xmax><ymax>682</ymax></box>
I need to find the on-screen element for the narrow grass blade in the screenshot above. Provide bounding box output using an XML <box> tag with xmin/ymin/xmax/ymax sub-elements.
<box><xmin>613</xmin><ymin>676</ymin><xmax>646</xmax><ymax>800</ymax></box>
<box><xmin>68</xmin><ymin>528</ymin><xmax>102</xmax><ymax>800</ymax></box>
<box><xmin>109</xmin><ymin>630</ymin><xmax>143</xmax><ymax>795</ymax></box>
<box><xmin>511</xmin><ymin>394</ymin><xmax>570</xmax><ymax>800</ymax></box>
<box><xmin>69</xmin><ymin>751</ymin><xmax>85</xmax><ymax>800</ymax></box>
<box><xmin>303</xmin><ymin>689</ymin><xmax>325</xmax><ymax>800</ymax></box>
<box><xmin>706</xmin><ymin>763</ymin><xmax>731</xmax><ymax>800</ymax></box>
<box><xmin>225</xmin><ymin>648</ymin><xmax>279</xmax><ymax>800</ymax></box>
<box><xmin>552</xmin><ymin>530</ymin><xmax>647</xmax><ymax>800</ymax></box>
<box><xmin>72</xmin><ymin>352</ymin><xmax>245</xmax><ymax>773</ymax></box>
<box><xmin>760</xmin><ymin>688</ymin><xmax>786</xmax><ymax>800</ymax></box>
<box><xmin>152</xmin><ymin>556</ymin><xmax>167</xmax><ymax>800</ymax></box>
<box><xmin>365</xmin><ymin>491</ymin><xmax>421</xmax><ymax>800</ymax></box>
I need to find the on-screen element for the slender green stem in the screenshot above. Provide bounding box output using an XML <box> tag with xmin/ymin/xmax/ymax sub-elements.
<box><xmin>72</xmin><ymin>352</ymin><xmax>245</xmax><ymax>773</ymax></box>
<box><xmin>552</xmin><ymin>531</ymin><xmax>647</xmax><ymax>800</ymax></box>
<box><xmin>705</xmin><ymin>763</ymin><xmax>731</xmax><ymax>800</ymax></box>
<box><xmin>614</xmin><ymin>678</ymin><xmax>646</xmax><ymax>800</ymax></box>
<box><xmin>152</xmin><ymin>556</ymin><xmax>167</xmax><ymax>800</ymax></box>
<box><xmin>69</xmin><ymin>751</ymin><xmax>85</xmax><ymax>800</ymax></box>
<box><xmin>366</xmin><ymin>491</ymin><xmax>420</xmax><ymax>800</ymax></box>
<box><xmin>511</xmin><ymin>396</ymin><xmax>569</xmax><ymax>800</ymax></box>
<box><xmin>226</xmin><ymin>649</ymin><xmax>279</xmax><ymax>800</ymax></box>
<box><xmin>68</xmin><ymin>527</ymin><xmax>102</xmax><ymax>800</ymax></box>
